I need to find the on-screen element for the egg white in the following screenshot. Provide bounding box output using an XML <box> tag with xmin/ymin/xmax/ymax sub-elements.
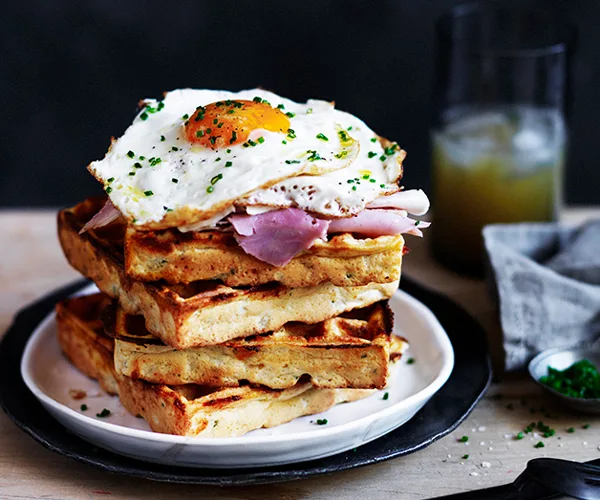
<box><xmin>88</xmin><ymin>89</ymin><xmax>359</xmax><ymax>226</ymax></box>
<box><xmin>89</xmin><ymin>89</ymin><xmax>408</xmax><ymax>229</ymax></box>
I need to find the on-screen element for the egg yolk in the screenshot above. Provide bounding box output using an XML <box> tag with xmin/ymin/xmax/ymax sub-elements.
<box><xmin>184</xmin><ymin>99</ymin><xmax>290</xmax><ymax>149</ymax></box>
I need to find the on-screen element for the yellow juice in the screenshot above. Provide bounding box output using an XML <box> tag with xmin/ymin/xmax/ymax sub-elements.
<box><xmin>430</xmin><ymin>107</ymin><xmax>564</xmax><ymax>274</ymax></box>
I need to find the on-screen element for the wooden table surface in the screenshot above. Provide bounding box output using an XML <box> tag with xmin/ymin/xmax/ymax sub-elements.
<box><xmin>1</xmin><ymin>208</ymin><xmax>599</xmax><ymax>500</ymax></box>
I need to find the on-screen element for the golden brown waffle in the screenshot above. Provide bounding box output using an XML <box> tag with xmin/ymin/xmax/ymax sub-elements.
<box><xmin>124</xmin><ymin>225</ymin><xmax>404</xmax><ymax>287</ymax></box>
<box><xmin>110</xmin><ymin>300</ymin><xmax>407</xmax><ymax>389</ymax></box>
<box><xmin>56</xmin><ymin>293</ymin><xmax>406</xmax><ymax>437</ymax></box>
<box><xmin>58</xmin><ymin>198</ymin><xmax>400</xmax><ymax>349</ymax></box>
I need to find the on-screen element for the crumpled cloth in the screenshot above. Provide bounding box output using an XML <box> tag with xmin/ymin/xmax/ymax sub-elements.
<box><xmin>483</xmin><ymin>221</ymin><xmax>600</xmax><ymax>371</ymax></box>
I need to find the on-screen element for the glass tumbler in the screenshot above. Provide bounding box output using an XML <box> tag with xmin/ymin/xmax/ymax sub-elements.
<box><xmin>430</xmin><ymin>4</ymin><xmax>572</xmax><ymax>275</ymax></box>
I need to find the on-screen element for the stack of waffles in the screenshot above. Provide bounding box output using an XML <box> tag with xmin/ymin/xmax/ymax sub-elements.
<box><xmin>56</xmin><ymin>197</ymin><xmax>408</xmax><ymax>437</ymax></box>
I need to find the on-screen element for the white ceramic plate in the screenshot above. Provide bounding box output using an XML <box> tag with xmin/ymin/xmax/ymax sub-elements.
<box><xmin>21</xmin><ymin>284</ymin><xmax>454</xmax><ymax>468</ymax></box>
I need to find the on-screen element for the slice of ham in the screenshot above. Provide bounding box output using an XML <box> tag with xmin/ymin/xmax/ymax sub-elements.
<box><xmin>79</xmin><ymin>199</ymin><xmax>121</xmax><ymax>234</ymax></box>
<box><xmin>367</xmin><ymin>189</ymin><xmax>430</xmax><ymax>215</ymax></box>
<box><xmin>328</xmin><ymin>210</ymin><xmax>430</xmax><ymax>237</ymax></box>
<box><xmin>229</xmin><ymin>208</ymin><xmax>330</xmax><ymax>267</ymax></box>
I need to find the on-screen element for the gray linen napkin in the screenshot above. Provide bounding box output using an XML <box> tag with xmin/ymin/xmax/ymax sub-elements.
<box><xmin>483</xmin><ymin>222</ymin><xmax>600</xmax><ymax>371</ymax></box>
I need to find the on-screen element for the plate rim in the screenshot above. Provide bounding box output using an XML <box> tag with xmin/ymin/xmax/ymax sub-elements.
<box><xmin>20</xmin><ymin>285</ymin><xmax>455</xmax><ymax>448</ymax></box>
<box><xmin>0</xmin><ymin>278</ymin><xmax>491</xmax><ymax>485</ymax></box>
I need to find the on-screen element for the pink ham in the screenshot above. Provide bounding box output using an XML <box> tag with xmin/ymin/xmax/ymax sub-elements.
<box><xmin>367</xmin><ymin>189</ymin><xmax>430</xmax><ymax>215</ymax></box>
<box><xmin>229</xmin><ymin>208</ymin><xmax>330</xmax><ymax>267</ymax></box>
<box><xmin>79</xmin><ymin>199</ymin><xmax>121</xmax><ymax>234</ymax></box>
<box><xmin>328</xmin><ymin>210</ymin><xmax>430</xmax><ymax>237</ymax></box>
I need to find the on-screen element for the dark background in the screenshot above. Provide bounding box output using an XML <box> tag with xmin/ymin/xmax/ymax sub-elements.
<box><xmin>1</xmin><ymin>0</ymin><xmax>598</xmax><ymax>207</ymax></box>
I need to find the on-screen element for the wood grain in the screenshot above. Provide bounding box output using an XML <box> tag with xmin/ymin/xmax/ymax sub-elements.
<box><xmin>1</xmin><ymin>208</ymin><xmax>597</xmax><ymax>500</ymax></box>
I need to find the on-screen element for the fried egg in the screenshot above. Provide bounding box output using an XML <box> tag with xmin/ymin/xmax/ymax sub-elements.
<box><xmin>88</xmin><ymin>88</ymin><xmax>404</xmax><ymax>229</ymax></box>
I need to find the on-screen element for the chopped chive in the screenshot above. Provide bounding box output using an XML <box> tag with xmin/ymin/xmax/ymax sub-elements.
<box><xmin>567</xmin><ymin>427</ymin><xmax>575</xmax><ymax>433</ymax></box>
<box><xmin>253</xmin><ymin>96</ymin><xmax>262</xmax><ymax>103</ymax></box>
<box><xmin>149</xmin><ymin>157</ymin><xmax>162</xmax><ymax>166</ymax></box>
<box><xmin>210</xmin><ymin>174</ymin><xmax>223</xmax><ymax>185</ymax></box>
<box><xmin>206</xmin><ymin>128</ymin><xmax>212</xmax><ymax>134</ymax></box>
<box><xmin>369</xmin><ymin>178</ymin><xmax>376</xmax><ymax>183</ymax></box>
<box><xmin>306</xmin><ymin>108</ymin><xmax>313</xmax><ymax>114</ymax></box>
<box><xmin>80</xmin><ymin>404</ymin><xmax>88</xmax><ymax>411</ymax></box>
<box><xmin>287</xmin><ymin>129</ymin><xmax>296</xmax><ymax>139</ymax></box>
<box><xmin>307</xmin><ymin>150</ymin><xmax>322</xmax><ymax>161</ymax></box>
<box><xmin>380</xmin><ymin>184</ymin><xmax>385</xmax><ymax>188</ymax></box>
<box><xmin>379</xmin><ymin>155</ymin><xmax>386</xmax><ymax>162</ymax></box>
<box><xmin>107</xmin><ymin>177</ymin><xmax>115</xmax><ymax>183</ymax></box>
<box><xmin>182</xmin><ymin>113</ymin><xmax>189</xmax><ymax>120</ymax></box>
<box><xmin>96</xmin><ymin>408</ymin><xmax>111</xmax><ymax>418</ymax></box>
<box><xmin>227</xmin><ymin>109</ymin><xmax>235</xmax><ymax>114</ymax></box>
<box><xmin>171</xmin><ymin>178</ymin><xmax>178</xmax><ymax>183</ymax></box>
<box><xmin>285</xmin><ymin>160</ymin><xmax>301</xmax><ymax>164</ymax></box>
<box><xmin>338</xmin><ymin>130</ymin><xmax>351</xmax><ymax>143</ymax></box>
<box><xmin>209</xmin><ymin>137</ymin><xmax>216</xmax><ymax>145</ymax></box>
<box><xmin>105</xmin><ymin>186</ymin><xmax>112</xmax><ymax>194</ymax></box>
<box><xmin>230</xmin><ymin>131</ymin><xmax>237</xmax><ymax>143</ymax></box>
<box><xmin>516</xmin><ymin>432</ymin><xmax>524</xmax><ymax>440</ymax></box>
<box><xmin>282</xmin><ymin>140</ymin><xmax>287</xmax><ymax>145</ymax></box>
<box><xmin>127</xmin><ymin>151</ymin><xmax>135</xmax><ymax>158</ymax></box>
<box><xmin>458</xmin><ymin>436</ymin><xmax>469</xmax><ymax>443</ymax></box>
<box><xmin>215</xmin><ymin>157</ymin><xmax>221</xmax><ymax>162</ymax></box>
<box><xmin>196</xmin><ymin>130</ymin><xmax>204</xmax><ymax>138</ymax></box>
<box><xmin>584</xmin><ymin>424</ymin><xmax>591</xmax><ymax>429</ymax></box>
<box><xmin>347</xmin><ymin>126</ymin><xmax>353</xmax><ymax>131</ymax></box>
<box><xmin>370</xmin><ymin>137</ymin><xmax>377</xmax><ymax>143</ymax></box>
<box><xmin>462</xmin><ymin>454</ymin><xmax>469</xmax><ymax>460</ymax></box>
<box><xmin>160</xmin><ymin>135</ymin><xmax>165</xmax><ymax>142</ymax></box>
<box><xmin>407</xmin><ymin>358</ymin><xmax>415</xmax><ymax>364</ymax></box>
<box><xmin>139</xmin><ymin>155</ymin><xmax>146</xmax><ymax>160</ymax></box>
<box><xmin>206</xmin><ymin>186</ymin><xmax>214</xmax><ymax>193</ymax></box>
<box><xmin>316</xmin><ymin>133</ymin><xmax>329</xmax><ymax>141</ymax></box>
<box><xmin>171</xmin><ymin>146</ymin><xmax>179</xmax><ymax>151</ymax></box>
<box><xmin>226</xmin><ymin>149</ymin><xmax>231</xmax><ymax>153</ymax></box>
<box><xmin>213</xmin><ymin>118</ymin><xmax>218</xmax><ymax>124</ymax></box>
<box><xmin>316</xmin><ymin>419</ymin><xmax>328</xmax><ymax>425</ymax></box>
<box><xmin>352</xmin><ymin>186</ymin><xmax>357</xmax><ymax>191</ymax></box>
<box><xmin>534</xmin><ymin>441</ymin><xmax>545</xmax><ymax>448</ymax></box>
<box><xmin>225</xmin><ymin>161</ymin><xmax>233</xmax><ymax>167</ymax></box>
<box><xmin>286</xmin><ymin>112</ymin><xmax>295</xmax><ymax>118</ymax></box>
<box><xmin>257</xmin><ymin>136</ymin><xmax>265</xmax><ymax>144</ymax></box>
<box><xmin>128</xmin><ymin>172</ymin><xmax>135</xmax><ymax>176</ymax></box>
<box><xmin>384</xmin><ymin>144</ymin><xmax>399</xmax><ymax>155</ymax></box>
<box><xmin>368</xmin><ymin>152</ymin><xmax>377</xmax><ymax>158</ymax></box>
<box><xmin>382</xmin><ymin>392</ymin><xmax>389</xmax><ymax>400</ymax></box>
<box><xmin>362</xmin><ymin>174</ymin><xmax>370</xmax><ymax>179</ymax></box>
<box><xmin>134</xmin><ymin>162</ymin><xmax>142</xmax><ymax>168</ymax></box>
<box><xmin>140</xmin><ymin>112</ymin><xmax>148</xmax><ymax>120</ymax></box>
<box><xmin>247</xmin><ymin>139</ymin><xmax>257</xmax><ymax>147</ymax></box>
<box><xmin>335</xmin><ymin>150</ymin><xmax>348</xmax><ymax>159</ymax></box>
<box><xmin>277</xmin><ymin>104</ymin><xmax>285</xmax><ymax>109</ymax></box>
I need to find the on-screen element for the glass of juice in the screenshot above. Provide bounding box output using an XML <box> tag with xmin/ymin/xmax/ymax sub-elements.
<box><xmin>430</xmin><ymin>4</ymin><xmax>572</xmax><ymax>275</ymax></box>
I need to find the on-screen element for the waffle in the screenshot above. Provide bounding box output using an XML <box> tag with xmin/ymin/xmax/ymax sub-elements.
<box><xmin>58</xmin><ymin>198</ymin><xmax>400</xmax><ymax>349</ymax></box>
<box><xmin>110</xmin><ymin>300</ymin><xmax>406</xmax><ymax>389</ymax></box>
<box><xmin>56</xmin><ymin>293</ymin><xmax>406</xmax><ymax>437</ymax></box>
<box><xmin>124</xmin><ymin>225</ymin><xmax>404</xmax><ymax>287</ymax></box>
